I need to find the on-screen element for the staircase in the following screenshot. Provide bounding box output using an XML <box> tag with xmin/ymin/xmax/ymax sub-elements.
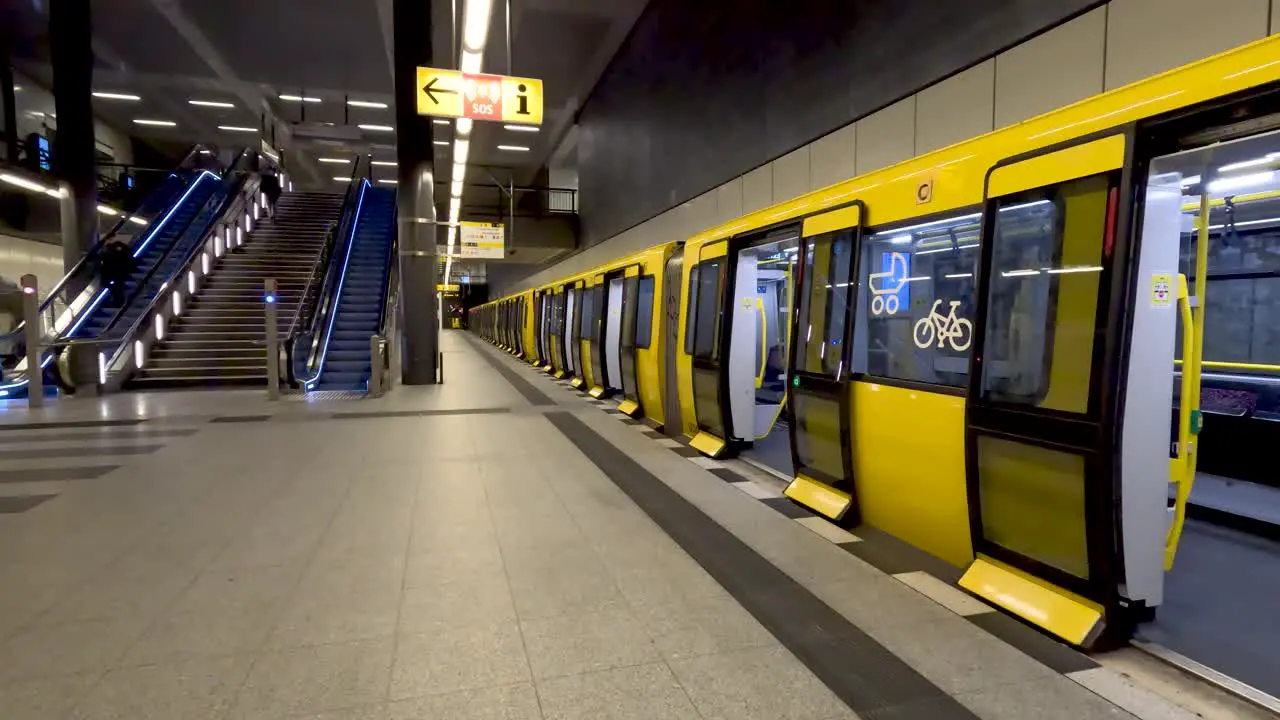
<box><xmin>314</xmin><ymin>186</ymin><xmax>395</xmax><ymax>390</ymax></box>
<box><xmin>127</xmin><ymin>192</ymin><xmax>345</xmax><ymax>388</ymax></box>
<box><xmin>74</xmin><ymin>172</ymin><xmax>223</xmax><ymax>340</ymax></box>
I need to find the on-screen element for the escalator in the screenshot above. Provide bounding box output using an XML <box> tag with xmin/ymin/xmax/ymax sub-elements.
<box><xmin>0</xmin><ymin>147</ymin><xmax>245</xmax><ymax>397</ymax></box>
<box><xmin>294</xmin><ymin>181</ymin><xmax>396</xmax><ymax>392</ymax></box>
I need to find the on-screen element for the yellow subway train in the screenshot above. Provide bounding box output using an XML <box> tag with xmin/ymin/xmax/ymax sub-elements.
<box><xmin>473</xmin><ymin>35</ymin><xmax>1280</xmax><ymax>652</ymax></box>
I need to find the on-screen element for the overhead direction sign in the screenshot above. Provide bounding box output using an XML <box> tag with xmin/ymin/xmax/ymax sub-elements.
<box><xmin>416</xmin><ymin>67</ymin><xmax>543</xmax><ymax>125</ymax></box>
<box><xmin>459</xmin><ymin>221</ymin><xmax>505</xmax><ymax>259</ymax></box>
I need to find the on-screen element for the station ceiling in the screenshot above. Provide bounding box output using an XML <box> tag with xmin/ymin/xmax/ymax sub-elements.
<box><xmin>4</xmin><ymin>0</ymin><xmax>645</xmax><ymax>229</ymax></box>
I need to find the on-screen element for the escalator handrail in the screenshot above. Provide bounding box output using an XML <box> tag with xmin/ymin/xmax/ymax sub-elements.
<box><xmin>371</xmin><ymin>190</ymin><xmax>400</xmax><ymax>389</ymax></box>
<box><xmin>299</xmin><ymin>177</ymin><xmax>371</xmax><ymax>388</ymax></box>
<box><xmin>284</xmin><ymin>155</ymin><xmax>365</xmax><ymax>382</ymax></box>
<box><xmin>0</xmin><ymin>144</ymin><xmax>214</xmax><ymax>347</ymax></box>
<box><xmin>104</xmin><ymin>171</ymin><xmax>260</xmax><ymax>374</ymax></box>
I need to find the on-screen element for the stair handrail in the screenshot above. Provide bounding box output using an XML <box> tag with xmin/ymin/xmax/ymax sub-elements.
<box><xmin>103</xmin><ymin>156</ymin><xmax>263</xmax><ymax>386</ymax></box>
<box><xmin>291</xmin><ymin>156</ymin><xmax>370</xmax><ymax>389</ymax></box>
<box><xmin>0</xmin><ymin>144</ymin><xmax>219</xmax><ymax>392</ymax></box>
<box><xmin>282</xmin><ymin>156</ymin><xmax>365</xmax><ymax>386</ymax></box>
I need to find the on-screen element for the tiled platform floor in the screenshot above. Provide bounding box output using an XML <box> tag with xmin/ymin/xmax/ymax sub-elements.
<box><xmin>0</xmin><ymin>332</ymin><xmax>1264</xmax><ymax>719</ymax></box>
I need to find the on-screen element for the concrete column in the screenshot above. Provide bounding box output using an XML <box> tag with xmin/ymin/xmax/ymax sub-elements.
<box><xmin>49</xmin><ymin>0</ymin><xmax>98</xmax><ymax>278</ymax></box>
<box><xmin>392</xmin><ymin>0</ymin><xmax>439</xmax><ymax>385</ymax></box>
<box><xmin>1</xmin><ymin>50</ymin><xmax>18</xmax><ymax>165</ymax></box>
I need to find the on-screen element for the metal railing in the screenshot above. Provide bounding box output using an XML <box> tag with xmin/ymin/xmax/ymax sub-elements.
<box><xmin>288</xmin><ymin>157</ymin><xmax>370</xmax><ymax>389</ymax></box>
<box><xmin>0</xmin><ymin>144</ymin><xmax>222</xmax><ymax>394</ymax></box>
<box><xmin>368</xmin><ymin>196</ymin><xmax>401</xmax><ymax>397</ymax></box>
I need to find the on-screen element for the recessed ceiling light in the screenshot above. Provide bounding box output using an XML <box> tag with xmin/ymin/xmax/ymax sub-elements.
<box><xmin>348</xmin><ymin>99</ymin><xmax>388</xmax><ymax>109</ymax></box>
<box><xmin>189</xmin><ymin>99</ymin><xmax>234</xmax><ymax>108</ymax></box>
<box><xmin>199</xmin><ymin>150</ymin><xmax>213</xmax><ymax>155</ymax></box>
<box><xmin>333</xmin><ymin>176</ymin><xmax>352</xmax><ymax>182</ymax></box>
<box><xmin>93</xmin><ymin>92</ymin><xmax>140</xmax><ymax>101</ymax></box>
<box><xmin>503</xmin><ymin>124</ymin><xmax>538</xmax><ymax>132</ymax></box>
<box><xmin>497</xmin><ymin>145</ymin><xmax>529</xmax><ymax>152</ymax></box>
<box><xmin>432</xmin><ymin>119</ymin><xmax>449</xmax><ymax>126</ymax></box>
<box><xmin>433</xmin><ymin>140</ymin><xmax>449</xmax><ymax>146</ymax></box>
<box><xmin>318</xmin><ymin>158</ymin><xmax>350</xmax><ymax>164</ymax></box>
<box><xmin>378</xmin><ymin>179</ymin><xmax>398</xmax><ymax>184</ymax></box>
<box><xmin>133</xmin><ymin>119</ymin><xmax>176</xmax><ymax>126</ymax></box>
<box><xmin>217</xmin><ymin>125</ymin><xmax>258</xmax><ymax>132</ymax></box>
<box><xmin>371</xmin><ymin>160</ymin><xmax>396</xmax><ymax>167</ymax></box>
<box><xmin>358</xmin><ymin>124</ymin><xmax>394</xmax><ymax>132</ymax></box>
<box><xmin>280</xmin><ymin>94</ymin><xmax>321</xmax><ymax>103</ymax></box>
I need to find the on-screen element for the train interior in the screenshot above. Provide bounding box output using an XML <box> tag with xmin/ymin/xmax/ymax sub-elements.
<box><xmin>730</xmin><ymin>233</ymin><xmax>799</xmax><ymax>475</ymax></box>
<box><xmin>1135</xmin><ymin>127</ymin><xmax>1280</xmax><ymax>697</ymax></box>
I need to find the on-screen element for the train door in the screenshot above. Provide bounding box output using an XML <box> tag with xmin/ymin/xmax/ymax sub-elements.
<box><xmin>782</xmin><ymin>204</ymin><xmax>861</xmax><ymax>519</ymax></box>
<box><xmin>617</xmin><ymin>267</ymin><xmax>645</xmax><ymax>417</ymax></box>
<box><xmin>533</xmin><ymin>291</ymin><xmax>546</xmax><ymax>367</ymax></box>
<box><xmin>550</xmin><ymin>289</ymin><xmax>567</xmax><ymax>378</ymax></box>
<box><xmin>580</xmin><ymin>280</ymin><xmax>599</xmax><ymax>391</ymax></box>
<box><xmin>586</xmin><ymin>277</ymin><xmax>610</xmax><ymax>397</ymax></box>
<box><xmin>959</xmin><ymin>134</ymin><xmax>1129</xmax><ymax>648</ymax></box>
<box><xmin>1131</xmin><ymin>124</ymin><xmax>1280</xmax><ymax>698</ymax></box>
<box><xmin>663</xmin><ymin>253</ymin><xmax>685</xmax><ymax>437</ymax></box>
<box><xmin>603</xmin><ymin>272</ymin><xmax>626</xmax><ymax>396</ymax></box>
<box><xmin>566</xmin><ymin>284</ymin><xmax>581</xmax><ymax>385</ymax></box>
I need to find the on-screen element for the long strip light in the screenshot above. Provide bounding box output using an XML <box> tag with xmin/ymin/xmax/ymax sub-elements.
<box><xmin>448</xmin><ymin>0</ymin><xmax>494</xmax><ymax>285</ymax></box>
<box><xmin>347</xmin><ymin>99</ymin><xmax>388</xmax><ymax>109</ymax></box>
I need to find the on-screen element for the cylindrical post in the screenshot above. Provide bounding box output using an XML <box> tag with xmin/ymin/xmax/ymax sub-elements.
<box><xmin>21</xmin><ymin>275</ymin><xmax>42</xmax><ymax>408</ymax></box>
<box><xmin>264</xmin><ymin>278</ymin><xmax>279</xmax><ymax>400</ymax></box>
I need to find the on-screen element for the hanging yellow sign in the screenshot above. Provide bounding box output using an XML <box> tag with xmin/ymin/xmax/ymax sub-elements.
<box><xmin>416</xmin><ymin>67</ymin><xmax>543</xmax><ymax>126</ymax></box>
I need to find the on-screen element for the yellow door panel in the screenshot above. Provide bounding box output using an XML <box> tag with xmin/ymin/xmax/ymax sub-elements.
<box><xmin>987</xmin><ymin>134</ymin><xmax>1125</xmax><ymax>198</ymax></box>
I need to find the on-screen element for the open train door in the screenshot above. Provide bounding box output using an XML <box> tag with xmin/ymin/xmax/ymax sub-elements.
<box><xmin>782</xmin><ymin>203</ymin><xmax>862</xmax><ymax>524</ymax></box>
<box><xmin>959</xmin><ymin>132</ymin><xmax>1133</xmax><ymax>648</ymax></box>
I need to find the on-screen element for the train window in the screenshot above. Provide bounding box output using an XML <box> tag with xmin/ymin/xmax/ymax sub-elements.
<box><xmin>635</xmin><ymin>275</ymin><xmax>656</xmax><ymax>349</ymax></box>
<box><xmin>579</xmin><ymin>287</ymin><xmax>595</xmax><ymax>340</ymax></box>
<box><xmin>684</xmin><ymin>266</ymin><xmax>700</xmax><ymax>354</ymax></box>
<box><xmin>795</xmin><ymin>229</ymin><xmax>854</xmax><ymax>376</ymax></box>
<box><xmin>981</xmin><ymin>175</ymin><xmax>1112</xmax><ymax>415</ymax></box>
<box><xmin>691</xmin><ymin>259</ymin><xmax>724</xmax><ymax>360</ymax></box>
<box><xmin>569</xmin><ymin>289</ymin><xmax>582</xmax><ymax>340</ymax></box>
<box><xmin>850</xmin><ymin>210</ymin><xmax>982</xmax><ymax>387</ymax></box>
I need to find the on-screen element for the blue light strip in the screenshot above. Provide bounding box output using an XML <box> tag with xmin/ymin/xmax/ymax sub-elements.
<box><xmin>132</xmin><ymin>170</ymin><xmax>217</xmax><ymax>259</ymax></box>
<box><xmin>66</xmin><ymin>289</ymin><xmax>108</xmax><ymax>338</ymax></box>
<box><xmin>306</xmin><ymin>179</ymin><xmax>370</xmax><ymax>389</ymax></box>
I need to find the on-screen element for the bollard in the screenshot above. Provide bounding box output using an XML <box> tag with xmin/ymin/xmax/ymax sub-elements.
<box><xmin>21</xmin><ymin>275</ymin><xmax>42</xmax><ymax>408</ymax></box>
<box><xmin>369</xmin><ymin>335</ymin><xmax>382</xmax><ymax>396</ymax></box>
<box><xmin>264</xmin><ymin>278</ymin><xmax>279</xmax><ymax>401</ymax></box>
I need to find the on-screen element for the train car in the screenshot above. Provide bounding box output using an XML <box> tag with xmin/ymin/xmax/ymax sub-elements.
<box><xmin>473</xmin><ymin>34</ymin><xmax>1280</xmax><ymax>691</ymax></box>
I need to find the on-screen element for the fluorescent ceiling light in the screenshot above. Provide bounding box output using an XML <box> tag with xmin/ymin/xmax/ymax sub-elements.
<box><xmin>0</xmin><ymin>174</ymin><xmax>48</xmax><ymax>193</ymax></box>
<box><xmin>358</xmin><ymin>124</ymin><xmax>394</xmax><ymax>132</ymax></box>
<box><xmin>1218</xmin><ymin>157</ymin><xmax>1272</xmax><ymax>173</ymax></box>
<box><xmin>347</xmin><ymin>99</ymin><xmax>388</xmax><ymax>109</ymax></box>
<box><xmin>333</xmin><ymin>176</ymin><xmax>352</xmax><ymax>182</ymax></box>
<box><xmin>451</xmin><ymin>163</ymin><xmax>466</xmax><ymax>183</ymax></box>
<box><xmin>371</xmin><ymin>160</ymin><xmax>397</xmax><ymax>167</ymax></box>
<box><xmin>463</xmin><ymin>0</ymin><xmax>493</xmax><ymax>51</ymax></box>
<box><xmin>378</xmin><ymin>179</ymin><xmax>398</xmax><ymax>185</ymax></box>
<box><xmin>1046</xmin><ymin>265</ymin><xmax>1103</xmax><ymax>275</ymax></box>
<box><xmin>1207</xmin><ymin>171</ymin><xmax>1274</xmax><ymax>194</ymax></box>
<box><xmin>93</xmin><ymin>92</ymin><xmax>140</xmax><ymax>101</ymax></box>
<box><xmin>449</xmin><ymin>197</ymin><xmax>461</xmax><ymax>218</ymax></box>
<box><xmin>44</xmin><ymin>187</ymin><xmax>64</xmax><ymax>199</ymax></box>
<box><xmin>451</xmin><ymin>180</ymin><xmax>463</xmax><ymax>197</ymax></box>
<box><xmin>504</xmin><ymin>124</ymin><xmax>538</xmax><ymax>132</ymax></box>
<box><xmin>128</xmin><ymin>216</ymin><xmax>147</xmax><ymax>226</ymax></box>
<box><xmin>1002</xmin><ymin>269</ymin><xmax>1041</xmax><ymax>278</ymax></box>
<box><xmin>454</xmin><ymin>140</ymin><xmax>470</xmax><ymax>165</ymax></box>
<box><xmin>280</xmin><ymin>94</ymin><xmax>321</xmax><ymax>103</ymax></box>
<box><xmin>433</xmin><ymin>140</ymin><xmax>449</xmax><ymax>146</ymax></box>
<box><xmin>457</xmin><ymin>118</ymin><xmax>473</xmax><ymax>136</ymax></box>
<box><xmin>460</xmin><ymin>50</ymin><xmax>483</xmax><ymax>74</ymax></box>
<box><xmin>217</xmin><ymin>125</ymin><xmax>258</xmax><ymax>132</ymax></box>
<box><xmin>432</xmin><ymin>119</ymin><xmax>450</xmax><ymax>126</ymax></box>
<box><xmin>318</xmin><ymin>157</ymin><xmax>350</xmax><ymax>164</ymax></box>
<box><xmin>189</xmin><ymin>99</ymin><xmax>234</xmax><ymax>108</ymax></box>
<box><xmin>944</xmin><ymin>273</ymin><xmax>973</xmax><ymax>280</ymax></box>
<box><xmin>96</xmin><ymin>204</ymin><xmax>120</xmax><ymax>216</ymax></box>
<box><xmin>134</xmin><ymin>119</ymin><xmax>176</xmax><ymax>126</ymax></box>
<box><xmin>497</xmin><ymin>145</ymin><xmax>529</xmax><ymax>152</ymax></box>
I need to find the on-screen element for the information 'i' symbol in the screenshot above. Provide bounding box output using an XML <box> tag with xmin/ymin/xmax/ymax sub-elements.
<box><xmin>516</xmin><ymin>83</ymin><xmax>529</xmax><ymax>115</ymax></box>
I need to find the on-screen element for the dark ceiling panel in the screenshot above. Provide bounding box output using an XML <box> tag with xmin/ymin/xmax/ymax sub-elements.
<box><xmin>180</xmin><ymin>0</ymin><xmax>390</xmax><ymax>93</ymax></box>
<box><xmin>91</xmin><ymin>0</ymin><xmax>212</xmax><ymax>76</ymax></box>
<box><xmin>577</xmin><ymin>0</ymin><xmax>1105</xmax><ymax>246</ymax></box>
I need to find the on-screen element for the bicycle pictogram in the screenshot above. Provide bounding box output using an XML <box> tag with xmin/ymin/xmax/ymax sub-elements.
<box><xmin>868</xmin><ymin>252</ymin><xmax>908</xmax><ymax>316</ymax></box>
<box><xmin>913</xmin><ymin>299</ymin><xmax>973</xmax><ymax>352</ymax></box>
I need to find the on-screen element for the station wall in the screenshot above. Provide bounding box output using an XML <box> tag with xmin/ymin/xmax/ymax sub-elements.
<box><xmin>503</xmin><ymin>0</ymin><xmax>1280</xmax><ymax>295</ymax></box>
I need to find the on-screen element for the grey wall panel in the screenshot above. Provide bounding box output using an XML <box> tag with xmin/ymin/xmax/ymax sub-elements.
<box><xmin>717</xmin><ymin>179</ymin><xmax>744</xmax><ymax>225</ymax></box>
<box><xmin>915</xmin><ymin>60</ymin><xmax>996</xmax><ymax>154</ymax></box>
<box><xmin>577</xmin><ymin>0</ymin><xmax>1106</xmax><ymax>246</ymax></box>
<box><xmin>856</xmin><ymin>97</ymin><xmax>917</xmax><ymax>175</ymax></box>
<box><xmin>995</xmin><ymin>7</ymin><xmax>1107</xmax><ymax>128</ymax></box>
<box><xmin>809</xmin><ymin>124</ymin><xmax>857</xmax><ymax>192</ymax></box>
<box><xmin>1274</xmin><ymin>0</ymin><xmax>1280</xmax><ymax>33</ymax></box>
<box><xmin>742</xmin><ymin>166</ymin><xmax>773</xmax><ymax>215</ymax></box>
<box><xmin>1104</xmin><ymin>0</ymin><xmax>1269</xmax><ymax>90</ymax></box>
<box><xmin>773</xmin><ymin>147</ymin><xmax>812</xmax><ymax>204</ymax></box>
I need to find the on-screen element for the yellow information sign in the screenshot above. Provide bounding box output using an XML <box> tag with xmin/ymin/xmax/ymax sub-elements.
<box><xmin>416</xmin><ymin>67</ymin><xmax>543</xmax><ymax>126</ymax></box>
<box><xmin>437</xmin><ymin>283</ymin><xmax>460</xmax><ymax>293</ymax></box>
<box><xmin>459</xmin><ymin>221</ymin><xmax>505</xmax><ymax>259</ymax></box>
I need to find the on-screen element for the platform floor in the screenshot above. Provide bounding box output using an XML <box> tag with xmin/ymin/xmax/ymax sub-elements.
<box><xmin>0</xmin><ymin>332</ymin><xmax>1264</xmax><ymax>719</ymax></box>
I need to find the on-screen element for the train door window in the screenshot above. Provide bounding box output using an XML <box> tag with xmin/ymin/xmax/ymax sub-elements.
<box><xmin>690</xmin><ymin>257</ymin><xmax>725</xmax><ymax>437</ymax></box>
<box><xmin>794</xmin><ymin>229</ymin><xmax>854</xmax><ymax>377</ymax></box>
<box><xmin>980</xmin><ymin>176</ymin><xmax>1109</xmax><ymax>414</ymax></box>
<box><xmin>683</xmin><ymin>265</ymin><xmax>701</xmax><ymax>354</ymax></box>
<box><xmin>566</xmin><ymin>288</ymin><xmax>579</xmax><ymax>375</ymax></box>
<box><xmin>635</xmin><ymin>275</ymin><xmax>655</xmax><ymax>348</ymax></box>
<box><xmin>850</xmin><ymin>210</ymin><xmax>982</xmax><ymax>387</ymax></box>
<box><xmin>619</xmin><ymin>274</ymin><xmax>641</xmax><ymax>402</ymax></box>
<box><xmin>729</xmin><ymin>233</ymin><xmax>800</xmax><ymax>442</ymax></box>
<box><xmin>605</xmin><ymin>277</ymin><xmax>625</xmax><ymax>390</ymax></box>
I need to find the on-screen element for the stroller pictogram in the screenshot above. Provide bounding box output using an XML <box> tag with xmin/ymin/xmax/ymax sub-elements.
<box><xmin>868</xmin><ymin>252</ymin><xmax>909</xmax><ymax>316</ymax></box>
